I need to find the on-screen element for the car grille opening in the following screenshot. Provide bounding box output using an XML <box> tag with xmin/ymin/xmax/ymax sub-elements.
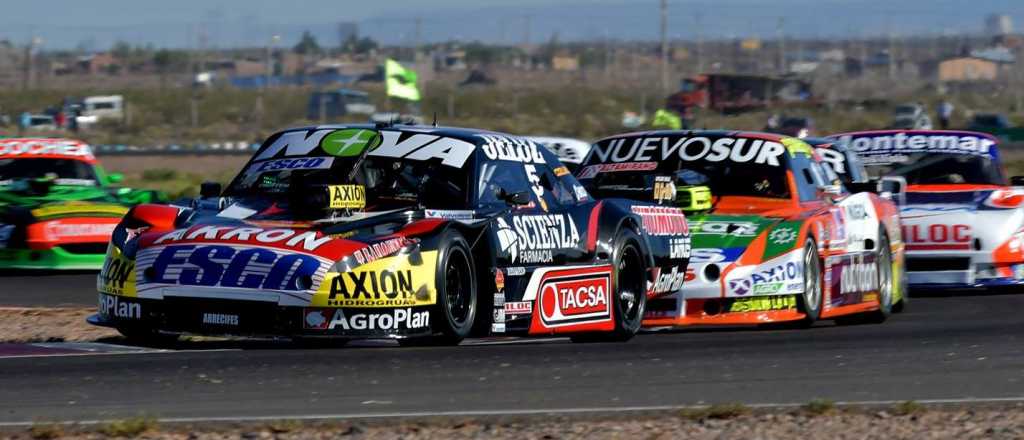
<box><xmin>58</xmin><ymin>243</ymin><xmax>109</xmax><ymax>255</ymax></box>
<box><xmin>906</xmin><ymin>257</ymin><xmax>970</xmax><ymax>272</ymax></box>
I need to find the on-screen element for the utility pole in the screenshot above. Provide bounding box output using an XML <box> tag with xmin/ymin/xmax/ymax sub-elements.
<box><xmin>659</xmin><ymin>0</ymin><xmax>669</xmax><ymax>93</ymax></box>
<box><xmin>414</xmin><ymin>16</ymin><xmax>422</xmax><ymax>60</ymax></box>
<box><xmin>523</xmin><ymin>14</ymin><xmax>532</xmax><ymax>47</ymax></box>
<box><xmin>695</xmin><ymin>12</ymin><xmax>704</xmax><ymax>74</ymax></box>
<box><xmin>776</xmin><ymin>17</ymin><xmax>786</xmax><ymax>75</ymax></box>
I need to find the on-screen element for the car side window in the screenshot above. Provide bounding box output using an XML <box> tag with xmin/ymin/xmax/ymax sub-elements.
<box><xmin>476</xmin><ymin>160</ymin><xmax>533</xmax><ymax>208</ymax></box>
<box><xmin>790</xmin><ymin>154</ymin><xmax>820</xmax><ymax>202</ymax></box>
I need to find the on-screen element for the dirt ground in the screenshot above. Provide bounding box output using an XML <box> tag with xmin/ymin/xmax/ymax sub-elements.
<box><xmin>7</xmin><ymin>405</ymin><xmax>1024</xmax><ymax>439</ymax></box>
<box><xmin>0</xmin><ymin>308</ymin><xmax>116</xmax><ymax>343</ymax></box>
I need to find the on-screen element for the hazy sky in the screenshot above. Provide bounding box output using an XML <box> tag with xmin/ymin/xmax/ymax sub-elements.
<box><xmin>1</xmin><ymin>0</ymin><xmax>1020</xmax><ymax>50</ymax></box>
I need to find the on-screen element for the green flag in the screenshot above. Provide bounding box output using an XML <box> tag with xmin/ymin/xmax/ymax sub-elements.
<box><xmin>385</xmin><ymin>59</ymin><xmax>421</xmax><ymax>101</ymax></box>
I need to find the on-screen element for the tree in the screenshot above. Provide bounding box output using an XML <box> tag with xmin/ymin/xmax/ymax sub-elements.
<box><xmin>342</xmin><ymin>35</ymin><xmax>378</xmax><ymax>55</ymax></box>
<box><xmin>293</xmin><ymin>31</ymin><xmax>321</xmax><ymax>55</ymax></box>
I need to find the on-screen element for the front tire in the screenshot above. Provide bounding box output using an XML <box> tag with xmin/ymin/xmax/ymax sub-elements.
<box><xmin>797</xmin><ymin>238</ymin><xmax>822</xmax><ymax>327</ymax></box>
<box><xmin>400</xmin><ymin>230</ymin><xmax>476</xmax><ymax>346</ymax></box>
<box><xmin>571</xmin><ymin>228</ymin><xmax>647</xmax><ymax>343</ymax></box>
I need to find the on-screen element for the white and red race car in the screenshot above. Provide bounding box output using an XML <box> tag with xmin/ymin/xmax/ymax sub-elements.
<box><xmin>829</xmin><ymin>130</ymin><xmax>1024</xmax><ymax>290</ymax></box>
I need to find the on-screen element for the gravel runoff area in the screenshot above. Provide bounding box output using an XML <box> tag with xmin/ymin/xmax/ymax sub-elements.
<box><xmin>0</xmin><ymin>308</ymin><xmax>116</xmax><ymax>343</ymax></box>
<box><xmin>6</xmin><ymin>404</ymin><xmax>1024</xmax><ymax>439</ymax></box>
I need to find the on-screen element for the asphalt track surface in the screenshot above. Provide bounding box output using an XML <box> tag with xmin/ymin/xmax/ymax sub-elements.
<box><xmin>1</xmin><ymin>273</ymin><xmax>1023</xmax><ymax>424</ymax></box>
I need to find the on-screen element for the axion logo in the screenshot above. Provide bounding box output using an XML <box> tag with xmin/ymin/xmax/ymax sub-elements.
<box><xmin>729</xmin><ymin>279</ymin><xmax>751</xmax><ymax>296</ymax></box>
<box><xmin>327</xmin><ymin>269</ymin><xmax>420</xmax><ymax>306</ymax></box>
<box><xmin>537</xmin><ymin>269</ymin><xmax>612</xmax><ymax>327</ymax></box>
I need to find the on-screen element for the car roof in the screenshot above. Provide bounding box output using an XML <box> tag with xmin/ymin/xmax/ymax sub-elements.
<box><xmin>273</xmin><ymin>124</ymin><xmax>510</xmax><ymax>145</ymax></box>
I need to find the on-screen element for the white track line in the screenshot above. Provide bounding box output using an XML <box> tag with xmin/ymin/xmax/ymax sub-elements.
<box><xmin>2</xmin><ymin>396</ymin><xmax>1024</xmax><ymax>427</ymax></box>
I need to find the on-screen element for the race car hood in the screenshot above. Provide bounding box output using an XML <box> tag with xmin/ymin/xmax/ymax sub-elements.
<box><xmin>0</xmin><ymin>184</ymin><xmax>149</xmax><ymax>221</ymax></box>
<box><xmin>100</xmin><ymin>199</ymin><xmax>458</xmax><ymax>307</ymax></box>
<box><xmin>900</xmin><ymin>186</ymin><xmax>1024</xmax><ymax>254</ymax></box>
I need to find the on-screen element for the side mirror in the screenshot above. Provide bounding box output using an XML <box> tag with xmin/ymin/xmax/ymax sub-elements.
<box><xmin>1011</xmin><ymin>176</ymin><xmax>1024</xmax><ymax>186</ymax></box>
<box><xmin>200</xmin><ymin>181</ymin><xmax>222</xmax><ymax>198</ymax></box>
<box><xmin>499</xmin><ymin>188</ymin><xmax>532</xmax><ymax>206</ymax></box>
<box><xmin>817</xmin><ymin>184</ymin><xmax>843</xmax><ymax>199</ymax></box>
<box><xmin>877</xmin><ymin>176</ymin><xmax>907</xmax><ymax>205</ymax></box>
<box><xmin>107</xmin><ymin>173</ymin><xmax>124</xmax><ymax>184</ymax></box>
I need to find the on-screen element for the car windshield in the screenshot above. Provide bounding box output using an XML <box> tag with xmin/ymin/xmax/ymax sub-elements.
<box><xmin>0</xmin><ymin>158</ymin><xmax>99</xmax><ymax>186</ymax></box>
<box><xmin>584</xmin><ymin>160</ymin><xmax>791</xmax><ymax>199</ymax></box>
<box><xmin>224</xmin><ymin>155</ymin><xmax>471</xmax><ymax>211</ymax></box>
<box><xmin>864</xmin><ymin>153</ymin><xmax>1004</xmax><ymax>185</ymax></box>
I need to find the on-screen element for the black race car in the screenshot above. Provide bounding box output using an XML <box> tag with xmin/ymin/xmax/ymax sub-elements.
<box><xmin>90</xmin><ymin>124</ymin><xmax>691</xmax><ymax>344</ymax></box>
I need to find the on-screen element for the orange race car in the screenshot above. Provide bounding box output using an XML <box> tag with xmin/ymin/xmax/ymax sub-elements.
<box><xmin>576</xmin><ymin>130</ymin><xmax>905</xmax><ymax>327</ymax></box>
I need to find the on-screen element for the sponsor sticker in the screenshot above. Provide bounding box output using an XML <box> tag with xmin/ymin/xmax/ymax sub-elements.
<box><xmin>768</xmin><ymin>226</ymin><xmax>798</xmax><ymax>245</ymax></box>
<box><xmin>327</xmin><ymin>185</ymin><xmax>366</xmax><ymax>209</ymax></box>
<box><xmin>151</xmin><ymin>226</ymin><xmax>333</xmax><ymax>252</ymax></box>
<box><xmin>537</xmin><ymin>266</ymin><xmax>612</xmax><ymax>328</ymax></box>
<box><xmin>691</xmin><ymin>221</ymin><xmax>759</xmax><ymax>236</ymax></box>
<box><xmin>99</xmin><ymin>246</ymin><xmax>135</xmax><ymax>296</ymax></box>
<box><xmin>202</xmin><ymin>313</ymin><xmax>239</xmax><ymax>326</ymax></box>
<box><xmin>140</xmin><ymin>244</ymin><xmax>325</xmax><ymax>292</ymax></box>
<box><xmin>320</xmin><ymin>129</ymin><xmax>381</xmax><ymax>156</ymax></box>
<box><xmin>316</xmin><ymin>251</ymin><xmax>438</xmax><ymax>308</ymax></box>
<box><xmin>726</xmin><ymin>295</ymin><xmax>797</xmax><ymax>313</ymax></box>
<box><xmin>631</xmin><ymin>206</ymin><xmax>689</xmax><ymax>236</ymax></box>
<box><xmin>669</xmin><ymin>237</ymin><xmax>690</xmax><ymax>259</ymax></box>
<box><xmin>591</xmin><ymin>136</ymin><xmax>786</xmax><ymax>166</ymax></box>
<box><xmin>251</xmin><ymin>157</ymin><xmax>334</xmax><ymax>174</ymax></box>
<box><xmin>98</xmin><ymin>293</ymin><xmax>141</xmax><ymax>320</ymax></box>
<box><xmin>577</xmin><ymin>161</ymin><xmax>657</xmax><ymax>179</ymax></box>
<box><xmin>504</xmin><ymin>301</ymin><xmax>532</xmax><ymax>315</ymax></box>
<box><xmin>495</xmin><ymin>214</ymin><xmax>580</xmax><ymax>264</ymax></box>
<box><xmin>495</xmin><ymin>268</ymin><xmax>505</xmax><ymax>291</ymax></box>
<box><xmin>478</xmin><ymin>134</ymin><xmax>546</xmax><ymax>163</ymax></box>
<box><xmin>653</xmin><ymin>176</ymin><xmax>675</xmax><ymax>203</ymax></box>
<box><xmin>651</xmin><ymin>265</ymin><xmax>686</xmax><ymax>294</ymax></box>
<box><xmin>303</xmin><ymin>308</ymin><xmax>430</xmax><ymax>331</ymax></box>
<box><xmin>0</xmin><ymin>139</ymin><xmax>94</xmax><ymax>158</ymax></box>
<box><xmin>833</xmin><ymin>133</ymin><xmax>996</xmax><ymax>158</ymax></box>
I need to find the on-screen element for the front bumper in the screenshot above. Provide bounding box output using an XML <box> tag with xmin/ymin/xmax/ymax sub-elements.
<box><xmin>0</xmin><ymin>246</ymin><xmax>106</xmax><ymax>270</ymax></box>
<box><xmin>89</xmin><ymin>293</ymin><xmax>435</xmax><ymax>339</ymax></box>
<box><xmin>905</xmin><ymin>250</ymin><xmax>1024</xmax><ymax>290</ymax></box>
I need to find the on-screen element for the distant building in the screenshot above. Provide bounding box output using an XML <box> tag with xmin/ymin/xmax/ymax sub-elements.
<box><xmin>986</xmin><ymin>14</ymin><xmax>1013</xmax><ymax>37</ymax></box>
<box><xmin>938</xmin><ymin>57</ymin><xmax>998</xmax><ymax>82</ymax></box>
<box><xmin>551</xmin><ymin>54</ymin><xmax>579</xmax><ymax>71</ymax></box>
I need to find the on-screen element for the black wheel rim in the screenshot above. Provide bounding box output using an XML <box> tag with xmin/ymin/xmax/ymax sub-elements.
<box><xmin>445</xmin><ymin>248</ymin><xmax>473</xmax><ymax>328</ymax></box>
<box><xmin>617</xmin><ymin>243</ymin><xmax>644</xmax><ymax>325</ymax></box>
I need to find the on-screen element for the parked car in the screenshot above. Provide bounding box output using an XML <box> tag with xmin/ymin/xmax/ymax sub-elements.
<box><xmin>890</xmin><ymin>104</ymin><xmax>933</xmax><ymax>130</ymax></box>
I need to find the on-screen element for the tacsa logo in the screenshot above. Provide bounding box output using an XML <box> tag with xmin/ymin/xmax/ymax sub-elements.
<box><xmin>537</xmin><ymin>268</ymin><xmax>612</xmax><ymax>327</ymax></box>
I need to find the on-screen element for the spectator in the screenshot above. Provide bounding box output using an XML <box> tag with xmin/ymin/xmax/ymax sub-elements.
<box><xmin>18</xmin><ymin>112</ymin><xmax>31</xmax><ymax>135</ymax></box>
<box><xmin>54</xmin><ymin>111</ymin><xmax>66</xmax><ymax>129</ymax></box>
<box><xmin>938</xmin><ymin>100</ymin><xmax>954</xmax><ymax>130</ymax></box>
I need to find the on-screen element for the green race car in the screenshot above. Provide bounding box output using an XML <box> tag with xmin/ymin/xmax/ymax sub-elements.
<box><xmin>0</xmin><ymin>138</ymin><xmax>166</xmax><ymax>270</ymax></box>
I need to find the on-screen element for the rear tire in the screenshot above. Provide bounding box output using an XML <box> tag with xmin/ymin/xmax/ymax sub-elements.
<box><xmin>796</xmin><ymin>238</ymin><xmax>822</xmax><ymax>327</ymax></box>
<box><xmin>571</xmin><ymin>228</ymin><xmax>647</xmax><ymax>343</ymax></box>
<box><xmin>400</xmin><ymin>230</ymin><xmax>476</xmax><ymax>346</ymax></box>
